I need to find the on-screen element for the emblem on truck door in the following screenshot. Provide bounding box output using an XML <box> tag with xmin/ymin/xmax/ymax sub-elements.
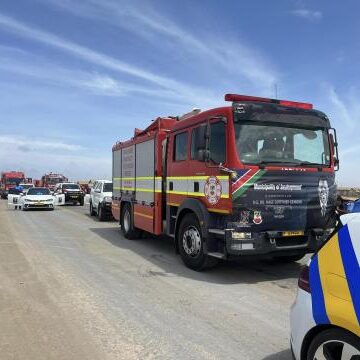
<box><xmin>318</xmin><ymin>179</ymin><xmax>329</xmax><ymax>216</ymax></box>
<box><xmin>204</xmin><ymin>176</ymin><xmax>222</xmax><ymax>205</ymax></box>
<box><xmin>253</xmin><ymin>211</ymin><xmax>263</xmax><ymax>224</ymax></box>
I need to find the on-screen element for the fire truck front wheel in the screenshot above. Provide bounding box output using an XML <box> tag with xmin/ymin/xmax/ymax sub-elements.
<box><xmin>178</xmin><ymin>214</ymin><xmax>218</xmax><ymax>271</ymax></box>
<box><xmin>121</xmin><ymin>203</ymin><xmax>141</xmax><ymax>240</ymax></box>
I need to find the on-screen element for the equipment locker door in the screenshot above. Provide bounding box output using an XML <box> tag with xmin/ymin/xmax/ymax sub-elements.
<box><xmin>134</xmin><ymin>139</ymin><xmax>155</xmax><ymax>233</ymax></box>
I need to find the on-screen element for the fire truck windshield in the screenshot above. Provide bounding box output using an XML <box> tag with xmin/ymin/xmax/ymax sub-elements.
<box><xmin>234</xmin><ymin>123</ymin><xmax>331</xmax><ymax>166</ymax></box>
<box><xmin>48</xmin><ymin>178</ymin><xmax>62</xmax><ymax>184</ymax></box>
<box><xmin>7</xmin><ymin>177</ymin><xmax>24</xmax><ymax>184</ymax></box>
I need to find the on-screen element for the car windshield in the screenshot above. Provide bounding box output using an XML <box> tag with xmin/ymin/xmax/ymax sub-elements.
<box><xmin>234</xmin><ymin>123</ymin><xmax>331</xmax><ymax>166</ymax></box>
<box><xmin>27</xmin><ymin>188</ymin><xmax>50</xmax><ymax>195</ymax></box>
<box><xmin>103</xmin><ymin>183</ymin><xmax>113</xmax><ymax>192</ymax></box>
<box><xmin>63</xmin><ymin>184</ymin><xmax>80</xmax><ymax>190</ymax></box>
<box><xmin>7</xmin><ymin>178</ymin><xmax>24</xmax><ymax>184</ymax></box>
<box><xmin>21</xmin><ymin>184</ymin><xmax>33</xmax><ymax>189</ymax></box>
<box><xmin>48</xmin><ymin>178</ymin><xmax>62</xmax><ymax>184</ymax></box>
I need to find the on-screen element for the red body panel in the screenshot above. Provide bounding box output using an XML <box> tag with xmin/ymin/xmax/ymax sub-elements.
<box><xmin>112</xmin><ymin>97</ymin><xmax>336</xmax><ymax>237</ymax></box>
<box><xmin>1</xmin><ymin>171</ymin><xmax>25</xmax><ymax>190</ymax></box>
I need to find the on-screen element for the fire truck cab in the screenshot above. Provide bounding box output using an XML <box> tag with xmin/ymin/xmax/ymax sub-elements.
<box><xmin>112</xmin><ymin>94</ymin><xmax>339</xmax><ymax>270</ymax></box>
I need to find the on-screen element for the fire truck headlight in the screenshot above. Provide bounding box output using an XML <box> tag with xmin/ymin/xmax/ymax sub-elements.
<box><xmin>232</xmin><ymin>232</ymin><xmax>252</xmax><ymax>240</ymax></box>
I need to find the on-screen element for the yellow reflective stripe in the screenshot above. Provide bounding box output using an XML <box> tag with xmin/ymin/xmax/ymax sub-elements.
<box><xmin>134</xmin><ymin>211</ymin><xmax>153</xmax><ymax>220</ymax></box>
<box><xmin>167</xmin><ymin>176</ymin><xmax>228</xmax><ymax>180</ymax></box>
<box><xmin>318</xmin><ymin>234</ymin><xmax>360</xmax><ymax>335</ymax></box>
<box><xmin>113</xmin><ymin>187</ymin><xmax>161</xmax><ymax>193</ymax></box>
<box><xmin>113</xmin><ymin>177</ymin><xmax>161</xmax><ymax>180</ymax></box>
<box><xmin>167</xmin><ymin>190</ymin><xmax>229</xmax><ymax>198</ymax></box>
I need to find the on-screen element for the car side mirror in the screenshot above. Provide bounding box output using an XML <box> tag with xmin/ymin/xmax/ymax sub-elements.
<box><xmin>95</xmin><ymin>189</ymin><xmax>101</xmax><ymax>193</ymax></box>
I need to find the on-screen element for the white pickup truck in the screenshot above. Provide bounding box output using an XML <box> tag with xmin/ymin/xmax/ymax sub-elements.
<box><xmin>89</xmin><ymin>180</ymin><xmax>113</xmax><ymax>221</ymax></box>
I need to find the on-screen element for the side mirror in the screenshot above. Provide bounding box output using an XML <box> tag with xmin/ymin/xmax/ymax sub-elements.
<box><xmin>196</xmin><ymin>149</ymin><xmax>210</xmax><ymax>162</ymax></box>
<box><xmin>95</xmin><ymin>189</ymin><xmax>101</xmax><ymax>193</ymax></box>
<box><xmin>329</xmin><ymin>128</ymin><xmax>339</xmax><ymax>171</ymax></box>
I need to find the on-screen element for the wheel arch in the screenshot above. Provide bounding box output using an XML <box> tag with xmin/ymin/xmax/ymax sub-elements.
<box><xmin>300</xmin><ymin>324</ymin><xmax>358</xmax><ymax>360</ymax></box>
<box><xmin>174</xmin><ymin>199</ymin><xmax>210</xmax><ymax>253</ymax></box>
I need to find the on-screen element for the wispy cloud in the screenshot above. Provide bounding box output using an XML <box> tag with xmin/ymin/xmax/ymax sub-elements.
<box><xmin>39</xmin><ymin>0</ymin><xmax>278</xmax><ymax>94</ymax></box>
<box><xmin>0</xmin><ymin>135</ymin><xmax>83</xmax><ymax>152</ymax></box>
<box><xmin>0</xmin><ymin>13</ymin><xmax>217</xmax><ymax>106</ymax></box>
<box><xmin>327</xmin><ymin>86</ymin><xmax>355</xmax><ymax>129</ymax></box>
<box><xmin>291</xmin><ymin>9</ymin><xmax>323</xmax><ymax>21</ymax></box>
<box><xmin>0</xmin><ymin>53</ymin><xmax>183</xmax><ymax>100</ymax></box>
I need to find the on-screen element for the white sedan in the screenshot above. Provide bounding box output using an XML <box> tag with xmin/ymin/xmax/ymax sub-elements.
<box><xmin>21</xmin><ymin>187</ymin><xmax>58</xmax><ymax>210</ymax></box>
<box><xmin>8</xmin><ymin>187</ymin><xmax>65</xmax><ymax>210</ymax></box>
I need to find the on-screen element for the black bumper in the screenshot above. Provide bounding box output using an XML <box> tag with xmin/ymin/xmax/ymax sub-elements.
<box><xmin>222</xmin><ymin>229</ymin><xmax>327</xmax><ymax>257</ymax></box>
<box><xmin>24</xmin><ymin>204</ymin><xmax>54</xmax><ymax>209</ymax></box>
<box><xmin>101</xmin><ymin>202</ymin><xmax>112</xmax><ymax>213</ymax></box>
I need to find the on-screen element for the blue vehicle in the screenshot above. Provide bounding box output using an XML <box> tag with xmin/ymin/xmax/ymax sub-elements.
<box><xmin>346</xmin><ymin>198</ymin><xmax>360</xmax><ymax>213</ymax></box>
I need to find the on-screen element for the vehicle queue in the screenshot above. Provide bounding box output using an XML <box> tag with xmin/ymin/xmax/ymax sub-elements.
<box><xmin>2</xmin><ymin>93</ymin><xmax>360</xmax><ymax>358</ymax></box>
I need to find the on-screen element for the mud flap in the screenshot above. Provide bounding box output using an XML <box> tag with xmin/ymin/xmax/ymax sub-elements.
<box><xmin>54</xmin><ymin>194</ymin><xmax>65</xmax><ymax>206</ymax></box>
<box><xmin>7</xmin><ymin>194</ymin><xmax>21</xmax><ymax>210</ymax></box>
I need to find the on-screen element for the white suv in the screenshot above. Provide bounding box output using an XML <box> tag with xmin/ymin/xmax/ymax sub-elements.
<box><xmin>89</xmin><ymin>180</ymin><xmax>113</xmax><ymax>221</ymax></box>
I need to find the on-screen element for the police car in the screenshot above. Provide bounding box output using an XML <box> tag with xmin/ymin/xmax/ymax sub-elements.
<box><xmin>290</xmin><ymin>213</ymin><xmax>360</xmax><ymax>359</ymax></box>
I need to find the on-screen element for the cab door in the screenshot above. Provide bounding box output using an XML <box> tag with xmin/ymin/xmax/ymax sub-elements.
<box><xmin>188</xmin><ymin>118</ymin><xmax>230</xmax><ymax>213</ymax></box>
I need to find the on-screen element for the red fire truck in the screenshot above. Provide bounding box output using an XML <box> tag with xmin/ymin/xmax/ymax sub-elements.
<box><xmin>0</xmin><ymin>171</ymin><xmax>25</xmax><ymax>199</ymax></box>
<box><xmin>112</xmin><ymin>94</ymin><xmax>339</xmax><ymax>270</ymax></box>
<box><xmin>40</xmin><ymin>173</ymin><xmax>68</xmax><ymax>190</ymax></box>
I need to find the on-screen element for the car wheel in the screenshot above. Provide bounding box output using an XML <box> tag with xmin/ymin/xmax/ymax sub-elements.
<box><xmin>98</xmin><ymin>205</ymin><xmax>106</xmax><ymax>221</ymax></box>
<box><xmin>79</xmin><ymin>198</ymin><xmax>84</xmax><ymax>206</ymax></box>
<box><xmin>178</xmin><ymin>214</ymin><xmax>218</xmax><ymax>271</ymax></box>
<box><xmin>120</xmin><ymin>203</ymin><xmax>141</xmax><ymax>239</ymax></box>
<box><xmin>89</xmin><ymin>202</ymin><xmax>96</xmax><ymax>216</ymax></box>
<box><xmin>307</xmin><ymin>328</ymin><xmax>360</xmax><ymax>360</ymax></box>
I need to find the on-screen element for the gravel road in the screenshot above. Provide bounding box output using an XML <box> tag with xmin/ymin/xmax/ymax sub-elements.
<box><xmin>0</xmin><ymin>201</ymin><xmax>307</xmax><ymax>360</ymax></box>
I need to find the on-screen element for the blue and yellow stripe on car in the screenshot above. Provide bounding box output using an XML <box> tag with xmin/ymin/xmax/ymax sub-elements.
<box><xmin>310</xmin><ymin>225</ymin><xmax>360</xmax><ymax>337</ymax></box>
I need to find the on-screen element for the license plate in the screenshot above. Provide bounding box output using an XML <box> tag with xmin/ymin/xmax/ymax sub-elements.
<box><xmin>70</xmin><ymin>195</ymin><xmax>77</xmax><ymax>198</ymax></box>
<box><xmin>36</xmin><ymin>202</ymin><xmax>45</xmax><ymax>205</ymax></box>
<box><xmin>282</xmin><ymin>231</ymin><xmax>304</xmax><ymax>237</ymax></box>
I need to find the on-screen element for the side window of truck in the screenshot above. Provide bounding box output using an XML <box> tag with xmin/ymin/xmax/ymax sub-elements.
<box><xmin>174</xmin><ymin>132</ymin><xmax>188</xmax><ymax>161</ymax></box>
<box><xmin>209</xmin><ymin>121</ymin><xmax>226</xmax><ymax>164</ymax></box>
<box><xmin>191</xmin><ymin>125</ymin><xmax>205</xmax><ymax>161</ymax></box>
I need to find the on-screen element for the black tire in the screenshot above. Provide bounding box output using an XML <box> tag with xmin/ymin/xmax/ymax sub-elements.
<box><xmin>178</xmin><ymin>214</ymin><xmax>218</xmax><ymax>271</ymax></box>
<box><xmin>307</xmin><ymin>328</ymin><xmax>360</xmax><ymax>360</ymax></box>
<box><xmin>89</xmin><ymin>202</ymin><xmax>96</xmax><ymax>216</ymax></box>
<box><xmin>273</xmin><ymin>253</ymin><xmax>306</xmax><ymax>263</ymax></box>
<box><xmin>79</xmin><ymin>198</ymin><xmax>84</xmax><ymax>206</ymax></box>
<box><xmin>98</xmin><ymin>205</ymin><xmax>106</xmax><ymax>221</ymax></box>
<box><xmin>120</xmin><ymin>203</ymin><xmax>141</xmax><ymax>239</ymax></box>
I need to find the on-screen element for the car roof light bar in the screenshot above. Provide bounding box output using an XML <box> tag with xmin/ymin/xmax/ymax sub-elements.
<box><xmin>225</xmin><ymin>94</ymin><xmax>313</xmax><ymax>110</ymax></box>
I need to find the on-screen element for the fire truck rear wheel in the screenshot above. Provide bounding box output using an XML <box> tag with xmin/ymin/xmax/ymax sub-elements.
<box><xmin>178</xmin><ymin>214</ymin><xmax>218</xmax><ymax>271</ymax></box>
<box><xmin>121</xmin><ymin>203</ymin><xmax>141</xmax><ymax>239</ymax></box>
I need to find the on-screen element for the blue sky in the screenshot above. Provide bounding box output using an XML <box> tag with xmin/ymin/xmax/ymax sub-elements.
<box><xmin>0</xmin><ymin>0</ymin><xmax>359</xmax><ymax>185</ymax></box>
